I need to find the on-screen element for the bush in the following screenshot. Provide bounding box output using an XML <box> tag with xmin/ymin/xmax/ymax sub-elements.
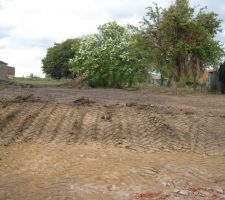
<box><xmin>70</xmin><ymin>22</ymin><xmax>149</xmax><ymax>88</ymax></box>
<box><xmin>42</xmin><ymin>39</ymin><xmax>80</xmax><ymax>79</ymax></box>
<box><xmin>219</xmin><ymin>62</ymin><xmax>225</xmax><ymax>94</ymax></box>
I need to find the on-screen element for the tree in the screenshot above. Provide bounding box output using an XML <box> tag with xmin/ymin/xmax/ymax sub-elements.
<box><xmin>140</xmin><ymin>0</ymin><xmax>224</xmax><ymax>89</ymax></box>
<box><xmin>141</xmin><ymin>3</ymin><xmax>169</xmax><ymax>86</ymax></box>
<box><xmin>161</xmin><ymin>0</ymin><xmax>195</xmax><ymax>88</ymax></box>
<box><xmin>70</xmin><ymin>22</ymin><xmax>149</xmax><ymax>87</ymax></box>
<box><xmin>42</xmin><ymin>39</ymin><xmax>80</xmax><ymax>79</ymax></box>
<box><xmin>219</xmin><ymin>62</ymin><xmax>225</xmax><ymax>94</ymax></box>
<box><xmin>186</xmin><ymin>8</ymin><xmax>224</xmax><ymax>90</ymax></box>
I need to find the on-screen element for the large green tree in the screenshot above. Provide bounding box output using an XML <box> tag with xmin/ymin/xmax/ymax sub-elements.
<box><xmin>70</xmin><ymin>22</ymin><xmax>149</xmax><ymax>87</ymax></box>
<box><xmin>42</xmin><ymin>39</ymin><xmax>80</xmax><ymax>79</ymax></box>
<box><xmin>184</xmin><ymin>7</ymin><xmax>224</xmax><ymax>89</ymax></box>
<box><xmin>161</xmin><ymin>0</ymin><xmax>194</xmax><ymax>86</ymax></box>
<box><xmin>141</xmin><ymin>0</ymin><xmax>224</xmax><ymax>89</ymax></box>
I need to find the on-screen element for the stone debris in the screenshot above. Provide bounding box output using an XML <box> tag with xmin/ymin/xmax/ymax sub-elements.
<box><xmin>107</xmin><ymin>185</ymin><xmax>117</xmax><ymax>191</ymax></box>
<box><xmin>162</xmin><ymin>182</ymin><xmax>170</xmax><ymax>187</ymax></box>
<box><xmin>199</xmin><ymin>190</ymin><xmax>210</xmax><ymax>197</ymax></box>
<box><xmin>178</xmin><ymin>190</ymin><xmax>189</xmax><ymax>196</ymax></box>
<box><xmin>215</xmin><ymin>187</ymin><xmax>224</xmax><ymax>194</ymax></box>
<box><xmin>173</xmin><ymin>189</ymin><xmax>180</xmax><ymax>193</ymax></box>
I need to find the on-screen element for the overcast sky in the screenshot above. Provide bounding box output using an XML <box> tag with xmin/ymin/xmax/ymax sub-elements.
<box><xmin>0</xmin><ymin>0</ymin><xmax>225</xmax><ymax>77</ymax></box>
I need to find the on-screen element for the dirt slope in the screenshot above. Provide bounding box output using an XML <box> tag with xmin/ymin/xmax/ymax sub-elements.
<box><xmin>0</xmin><ymin>94</ymin><xmax>225</xmax><ymax>155</ymax></box>
<box><xmin>0</xmin><ymin>86</ymin><xmax>225</xmax><ymax>199</ymax></box>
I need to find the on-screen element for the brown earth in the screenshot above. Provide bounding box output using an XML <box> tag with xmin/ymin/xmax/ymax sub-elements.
<box><xmin>0</xmin><ymin>84</ymin><xmax>225</xmax><ymax>199</ymax></box>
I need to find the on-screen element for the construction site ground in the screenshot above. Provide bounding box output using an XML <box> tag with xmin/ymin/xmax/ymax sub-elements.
<box><xmin>0</xmin><ymin>83</ymin><xmax>225</xmax><ymax>199</ymax></box>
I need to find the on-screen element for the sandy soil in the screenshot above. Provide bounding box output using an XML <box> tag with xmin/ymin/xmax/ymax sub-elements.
<box><xmin>0</xmin><ymin>84</ymin><xmax>225</xmax><ymax>199</ymax></box>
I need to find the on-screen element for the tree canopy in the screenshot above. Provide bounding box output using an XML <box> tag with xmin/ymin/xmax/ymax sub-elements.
<box><xmin>42</xmin><ymin>0</ymin><xmax>224</xmax><ymax>89</ymax></box>
<box><xmin>70</xmin><ymin>22</ymin><xmax>149</xmax><ymax>87</ymax></box>
<box><xmin>42</xmin><ymin>39</ymin><xmax>80</xmax><ymax>79</ymax></box>
<box><xmin>140</xmin><ymin>0</ymin><xmax>224</xmax><ymax>88</ymax></box>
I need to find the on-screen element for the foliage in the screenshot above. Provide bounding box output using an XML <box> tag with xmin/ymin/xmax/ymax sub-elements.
<box><xmin>41</xmin><ymin>0</ymin><xmax>224</xmax><ymax>90</ymax></box>
<box><xmin>70</xmin><ymin>22</ymin><xmax>149</xmax><ymax>87</ymax></box>
<box><xmin>219</xmin><ymin>62</ymin><xmax>225</xmax><ymax>93</ymax></box>
<box><xmin>141</xmin><ymin>3</ymin><xmax>170</xmax><ymax>85</ymax></box>
<box><xmin>140</xmin><ymin>0</ymin><xmax>224</xmax><ymax>88</ymax></box>
<box><xmin>42</xmin><ymin>39</ymin><xmax>80</xmax><ymax>79</ymax></box>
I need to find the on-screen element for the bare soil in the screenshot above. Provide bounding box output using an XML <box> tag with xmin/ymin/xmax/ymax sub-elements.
<box><xmin>0</xmin><ymin>83</ymin><xmax>225</xmax><ymax>199</ymax></box>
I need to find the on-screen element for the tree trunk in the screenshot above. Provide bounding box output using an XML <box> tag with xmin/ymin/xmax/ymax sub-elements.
<box><xmin>128</xmin><ymin>78</ymin><xmax>133</xmax><ymax>88</ymax></box>
<box><xmin>193</xmin><ymin>74</ymin><xmax>197</xmax><ymax>91</ymax></box>
<box><xmin>167</xmin><ymin>75</ymin><xmax>172</xmax><ymax>87</ymax></box>
<box><xmin>171</xmin><ymin>77</ymin><xmax>178</xmax><ymax>94</ymax></box>
<box><xmin>192</xmin><ymin>57</ymin><xmax>199</xmax><ymax>92</ymax></box>
<box><xmin>175</xmin><ymin>55</ymin><xmax>182</xmax><ymax>83</ymax></box>
<box><xmin>160</xmin><ymin>73</ymin><xmax>164</xmax><ymax>86</ymax></box>
<box><xmin>221</xmin><ymin>83</ymin><xmax>225</xmax><ymax>94</ymax></box>
<box><xmin>192</xmin><ymin>65</ymin><xmax>197</xmax><ymax>91</ymax></box>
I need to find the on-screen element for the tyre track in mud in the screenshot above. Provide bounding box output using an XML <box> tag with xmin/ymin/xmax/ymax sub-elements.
<box><xmin>165</xmin><ymin>111</ymin><xmax>225</xmax><ymax>155</ymax></box>
<box><xmin>0</xmin><ymin>101</ymin><xmax>225</xmax><ymax>155</ymax></box>
<box><xmin>1</xmin><ymin>89</ymin><xmax>225</xmax><ymax>200</ymax></box>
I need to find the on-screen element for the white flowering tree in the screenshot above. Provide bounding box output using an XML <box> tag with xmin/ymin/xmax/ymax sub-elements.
<box><xmin>70</xmin><ymin>22</ymin><xmax>149</xmax><ymax>87</ymax></box>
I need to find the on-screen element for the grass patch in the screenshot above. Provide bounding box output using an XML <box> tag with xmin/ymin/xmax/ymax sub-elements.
<box><xmin>9</xmin><ymin>77</ymin><xmax>71</xmax><ymax>87</ymax></box>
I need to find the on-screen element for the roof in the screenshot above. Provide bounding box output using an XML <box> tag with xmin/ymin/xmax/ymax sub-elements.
<box><xmin>6</xmin><ymin>66</ymin><xmax>14</xmax><ymax>69</ymax></box>
<box><xmin>208</xmin><ymin>70</ymin><xmax>218</xmax><ymax>73</ymax></box>
<box><xmin>150</xmin><ymin>72</ymin><xmax>161</xmax><ymax>80</ymax></box>
<box><xmin>0</xmin><ymin>61</ymin><xmax>8</xmax><ymax>65</ymax></box>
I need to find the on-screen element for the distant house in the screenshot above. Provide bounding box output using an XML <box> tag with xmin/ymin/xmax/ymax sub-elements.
<box><xmin>149</xmin><ymin>72</ymin><xmax>168</xmax><ymax>86</ymax></box>
<box><xmin>0</xmin><ymin>61</ymin><xmax>15</xmax><ymax>80</ymax></box>
<box><xmin>202</xmin><ymin>69</ymin><xmax>220</xmax><ymax>91</ymax></box>
<box><xmin>207</xmin><ymin>70</ymin><xmax>220</xmax><ymax>91</ymax></box>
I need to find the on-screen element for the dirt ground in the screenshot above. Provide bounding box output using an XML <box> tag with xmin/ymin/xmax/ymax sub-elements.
<box><xmin>0</xmin><ymin>83</ymin><xmax>225</xmax><ymax>199</ymax></box>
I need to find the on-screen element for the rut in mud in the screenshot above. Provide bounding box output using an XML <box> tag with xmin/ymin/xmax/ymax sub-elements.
<box><xmin>1</xmin><ymin>96</ymin><xmax>225</xmax><ymax>155</ymax></box>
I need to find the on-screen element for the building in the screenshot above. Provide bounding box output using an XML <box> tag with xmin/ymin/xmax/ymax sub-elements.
<box><xmin>207</xmin><ymin>70</ymin><xmax>220</xmax><ymax>91</ymax></box>
<box><xmin>0</xmin><ymin>61</ymin><xmax>15</xmax><ymax>80</ymax></box>
<box><xmin>202</xmin><ymin>69</ymin><xmax>220</xmax><ymax>91</ymax></box>
<box><xmin>149</xmin><ymin>72</ymin><xmax>168</xmax><ymax>86</ymax></box>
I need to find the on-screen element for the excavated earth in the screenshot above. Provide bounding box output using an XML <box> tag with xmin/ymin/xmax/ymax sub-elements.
<box><xmin>0</xmin><ymin>83</ymin><xmax>225</xmax><ymax>199</ymax></box>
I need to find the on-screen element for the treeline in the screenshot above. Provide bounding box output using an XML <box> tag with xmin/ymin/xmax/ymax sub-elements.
<box><xmin>42</xmin><ymin>0</ymin><xmax>224</xmax><ymax>88</ymax></box>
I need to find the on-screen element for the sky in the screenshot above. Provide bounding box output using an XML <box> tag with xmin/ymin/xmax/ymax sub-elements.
<box><xmin>0</xmin><ymin>0</ymin><xmax>225</xmax><ymax>77</ymax></box>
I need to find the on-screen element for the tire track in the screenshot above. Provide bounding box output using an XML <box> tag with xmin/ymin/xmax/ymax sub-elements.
<box><xmin>29</xmin><ymin>103</ymin><xmax>58</xmax><ymax>140</ymax></box>
<box><xmin>0</xmin><ymin>102</ymin><xmax>225</xmax><ymax>155</ymax></box>
<box><xmin>5</xmin><ymin>103</ymin><xmax>43</xmax><ymax>144</ymax></box>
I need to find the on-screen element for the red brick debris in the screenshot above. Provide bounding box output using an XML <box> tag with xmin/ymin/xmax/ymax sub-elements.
<box><xmin>189</xmin><ymin>187</ymin><xmax>202</xmax><ymax>193</ymax></box>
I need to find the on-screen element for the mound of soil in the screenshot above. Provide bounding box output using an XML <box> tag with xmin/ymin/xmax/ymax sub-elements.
<box><xmin>0</xmin><ymin>80</ymin><xmax>11</xmax><ymax>89</ymax></box>
<box><xmin>73</xmin><ymin>96</ymin><xmax>95</xmax><ymax>106</ymax></box>
<box><xmin>0</xmin><ymin>100</ymin><xmax>225</xmax><ymax>155</ymax></box>
<box><xmin>13</xmin><ymin>94</ymin><xmax>41</xmax><ymax>103</ymax></box>
<box><xmin>69</xmin><ymin>76</ymin><xmax>89</xmax><ymax>88</ymax></box>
